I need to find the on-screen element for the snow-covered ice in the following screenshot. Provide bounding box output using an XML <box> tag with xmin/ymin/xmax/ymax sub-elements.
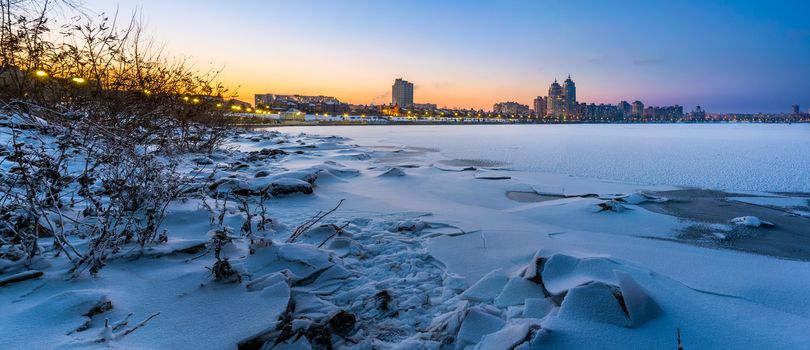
<box><xmin>3</xmin><ymin>123</ymin><xmax>810</xmax><ymax>349</ymax></box>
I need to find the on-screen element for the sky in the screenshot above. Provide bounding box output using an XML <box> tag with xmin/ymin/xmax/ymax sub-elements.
<box><xmin>80</xmin><ymin>0</ymin><xmax>810</xmax><ymax>113</ymax></box>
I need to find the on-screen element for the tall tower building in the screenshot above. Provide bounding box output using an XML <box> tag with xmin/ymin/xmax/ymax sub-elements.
<box><xmin>547</xmin><ymin>79</ymin><xmax>565</xmax><ymax>117</ymax></box>
<box><xmin>392</xmin><ymin>78</ymin><xmax>414</xmax><ymax>107</ymax></box>
<box><xmin>562</xmin><ymin>75</ymin><xmax>576</xmax><ymax>116</ymax></box>
<box><xmin>792</xmin><ymin>105</ymin><xmax>800</xmax><ymax>115</ymax></box>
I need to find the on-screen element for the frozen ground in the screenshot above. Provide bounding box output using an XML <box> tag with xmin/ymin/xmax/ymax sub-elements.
<box><xmin>272</xmin><ymin>124</ymin><xmax>810</xmax><ymax>193</ymax></box>
<box><xmin>2</xmin><ymin>124</ymin><xmax>810</xmax><ymax>349</ymax></box>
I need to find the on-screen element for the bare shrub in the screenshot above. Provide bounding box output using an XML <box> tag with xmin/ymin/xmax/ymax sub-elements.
<box><xmin>0</xmin><ymin>0</ymin><xmax>236</xmax><ymax>276</ymax></box>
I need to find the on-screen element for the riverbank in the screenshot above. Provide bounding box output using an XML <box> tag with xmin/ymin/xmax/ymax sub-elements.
<box><xmin>232</xmin><ymin>119</ymin><xmax>808</xmax><ymax>128</ymax></box>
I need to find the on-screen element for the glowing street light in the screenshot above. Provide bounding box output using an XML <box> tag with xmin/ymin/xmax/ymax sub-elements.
<box><xmin>35</xmin><ymin>70</ymin><xmax>48</xmax><ymax>77</ymax></box>
<box><xmin>192</xmin><ymin>98</ymin><xmax>200</xmax><ymax>104</ymax></box>
<box><xmin>183</xmin><ymin>96</ymin><xmax>190</xmax><ymax>102</ymax></box>
<box><xmin>71</xmin><ymin>77</ymin><xmax>86</xmax><ymax>84</ymax></box>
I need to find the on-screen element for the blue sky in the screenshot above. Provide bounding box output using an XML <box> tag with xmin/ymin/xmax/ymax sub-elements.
<box><xmin>82</xmin><ymin>0</ymin><xmax>810</xmax><ymax>112</ymax></box>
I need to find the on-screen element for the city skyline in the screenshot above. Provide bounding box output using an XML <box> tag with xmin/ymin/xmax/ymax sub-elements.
<box><xmin>81</xmin><ymin>0</ymin><xmax>810</xmax><ymax>113</ymax></box>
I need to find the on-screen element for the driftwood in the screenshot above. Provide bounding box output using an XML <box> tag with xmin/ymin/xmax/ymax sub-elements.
<box><xmin>317</xmin><ymin>223</ymin><xmax>351</xmax><ymax>248</ymax></box>
<box><xmin>287</xmin><ymin>199</ymin><xmax>345</xmax><ymax>243</ymax></box>
<box><xmin>0</xmin><ymin>270</ymin><xmax>44</xmax><ymax>287</ymax></box>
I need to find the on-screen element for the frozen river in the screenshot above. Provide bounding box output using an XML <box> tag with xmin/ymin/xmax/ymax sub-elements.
<box><xmin>269</xmin><ymin>123</ymin><xmax>810</xmax><ymax>193</ymax></box>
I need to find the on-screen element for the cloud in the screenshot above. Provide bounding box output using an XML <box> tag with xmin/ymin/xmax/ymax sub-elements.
<box><xmin>369</xmin><ymin>90</ymin><xmax>390</xmax><ymax>104</ymax></box>
<box><xmin>633</xmin><ymin>58</ymin><xmax>664</xmax><ymax>66</ymax></box>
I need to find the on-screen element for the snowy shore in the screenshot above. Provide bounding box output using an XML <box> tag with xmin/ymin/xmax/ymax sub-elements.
<box><xmin>2</xmin><ymin>127</ymin><xmax>810</xmax><ymax>349</ymax></box>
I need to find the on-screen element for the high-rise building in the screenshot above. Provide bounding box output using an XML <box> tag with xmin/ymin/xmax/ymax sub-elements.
<box><xmin>792</xmin><ymin>105</ymin><xmax>800</xmax><ymax>115</ymax></box>
<box><xmin>631</xmin><ymin>101</ymin><xmax>644</xmax><ymax>118</ymax></box>
<box><xmin>533</xmin><ymin>96</ymin><xmax>547</xmax><ymax>117</ymax></box>
<box><xmin>562</xmin><ymin>75</ymin><xmax>577</xmax><ymax>115</ymax></box>
<box><xmin>392</xmin><ymin>78</ymin><xmax>414</xmax><ymax>107</ymax></box>
<box><xmin>618</xmin><ymin>101</ymin><xmax>632</xmax><ymax>118</ymax></box>
<box><xmin>547</xmin><ymin>79</ymin><xmax>565</xmax><ymax>117</ymax></box>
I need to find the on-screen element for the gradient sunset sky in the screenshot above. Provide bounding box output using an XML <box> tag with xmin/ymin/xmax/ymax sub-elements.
<box><xmin>83</xmin><ymin>0</ymin><xmax>810</xmax><ymax>113</ymax></box>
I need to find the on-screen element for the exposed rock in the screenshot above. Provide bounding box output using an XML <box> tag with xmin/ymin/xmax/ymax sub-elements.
<box><xmin>268</xmin><ymin>178</ymin><xmax>313</xmax><ymax>196</ymax></box>
<box><xmin>328</xmin><ymin>310</ymin><xmax>356</xmax><ymax>335</ymax></box>
<box><xmin>594</xmin><ymin>200</ymin><xmax>627</xmax><ymax>213</ymax></box>
<box><xmin>191</xmin><ymin>156</ymin><xmax>213</xmax><ymax>165</ymax></box>
<box><xmin>259</xmin><ymin>148</ymin><xmax>287</xmax><ymax>156</ymax></box>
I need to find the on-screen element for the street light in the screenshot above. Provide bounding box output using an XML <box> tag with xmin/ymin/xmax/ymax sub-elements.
<box><xmin>71</xmin><ymin>77</ymin><xmax>86</xmax><ymax>84</ymax></box>
<box><xmin>35</xmin><ymin>70</ymin><xmax>48</xmax><ymax>77</ymax></box>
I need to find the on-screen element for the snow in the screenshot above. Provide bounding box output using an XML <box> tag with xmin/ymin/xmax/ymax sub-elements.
<box><xmin>494</xmin><ymin>277</ymin><xmax>546</xmax><ymax>307</ymax></box>
<box><xmin>457</xmin><ymin>307</ymin><xmax>505</xmax><ymax>344</ymax></box>
<box><xmin>460</xmin><ymin>269</ymin><xmax>508</xmax><ymax>302</ymax></box>
<box><xmin>522</xmin><ymin>298</ymin><xmax>554</xmax><ymax>319</ymax></box>
<box><xmin>729</xmin><ymin>196</ymin><xmax>810</xmax><ymax>208</ymax></box>
<box><xmin>731</xmin><ymin>215</ymin><xmax>774</xmax><ymax>227</ymax></box>
<box><xmin>275</xmin><ymin>124</ymin><xmax>810</xmax><ymax>192</ymax></box>
<box><xmin>614</xmin><ymin>271</ymin><xmax>661</xmax><ymax>327</ymax></box>
<box><xmin>3</xmin><ymin>121</ymin><xmax>810</xmax><ymax>349</ymax></box>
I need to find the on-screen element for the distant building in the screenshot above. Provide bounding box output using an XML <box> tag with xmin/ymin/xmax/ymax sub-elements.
<box><xmin>640</xmin><ymin>105</ymin><xmax>684</xmax><ymax>119</ymax></box>
<box><xmin>631</xmin><ymin>101</ymin><xmax>644</xmax><ymax>118</ymax></box>
<box><xmin>228</xmin><ymin>99</ymin><xmax>252</xmax><ymax>109</ymax></box>
<box><xmin>618</xmin><ymin>101</ymin><xmax>632</xmax><ymax>119</ymax></box>
<box><xmin>580</xmin><ymin>103</ymin><xmax>619</xmax><ymax>120</ymax></box>
<box><xmin>562</xmin><ymin>75</ymin><xmax>577</xmax><ymax>115</ymax></box>
<box><xmin>644</xmin><ymin>106</ymin><xmax>656</xmax><ymax>118</ymax></box>
<box><xmin>547</xmin><ymin>79</ymin><xmax>565</xmax><ymax>117</ymax></box>
<box><xmin>792</xmin><ymin>105</ymin><xmax>800</xmax><ymax>115</ymax></box>
<box><xmin>392</xmin><ymin>78</ymin><xmax>414</xmax><ymax>107</ymax></box>
<box><xmin>493</xmin><ymin>101</ymin><xmax>530</xmax><ymax>115</ymax></box>
<box><xmin>255</xmin><ymin>93</ymin><xmax>348</xmax><ymax>114</ymax></box>
<box><xmin>688</xmin><ymin>105</ymin><xmax>706</xmax><ymax>119</ymax></box>
<box><xmin>279</xmin><ymin>109</ymin><xmax>305</xmax><ymax>120</ymax></box>
<box><xmin>413</xmin><ymin>103</ymin><xmax>437</xmax><ymax>110</ymax></box>
<box><xmin>255</xmin><ymin>94</ymin><xmax>339</xmax><ymax>108</ymax></box>
<box><xmin>533</xmin><ymin>96</ymin><xmax>547</xmax><ymax>117</ymax></box>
